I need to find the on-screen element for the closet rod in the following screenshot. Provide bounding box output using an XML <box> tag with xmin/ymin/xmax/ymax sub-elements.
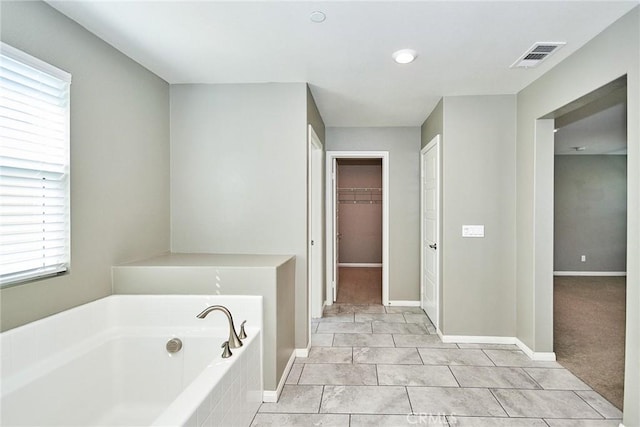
<box><xmin>338</xmin><ymin>200</ymin><xmax>383</xmax><ymax>204</ymax></box>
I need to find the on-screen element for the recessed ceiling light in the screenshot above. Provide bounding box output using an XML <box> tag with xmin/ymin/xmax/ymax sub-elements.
<box><xmin>310</xmin><ymin>11</ymin><xmax>326</xmax><ymax>23</ymax></box>
<box><xmin>392</xmin><ymin>49</ymin><xmax>417</xmax><ymax>64</ymax></box>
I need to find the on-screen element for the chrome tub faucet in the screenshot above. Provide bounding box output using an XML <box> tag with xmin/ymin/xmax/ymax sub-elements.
<box><xmin>196</xmin><ymin>305</ymin><xmax>243</xmax><ymax>349</ymax></box>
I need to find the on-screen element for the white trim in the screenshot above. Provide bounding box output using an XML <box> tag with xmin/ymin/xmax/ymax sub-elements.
<box><xmin>553</xmin><ymin>271</ymin><xmax>627</xmax><ymax>277</ymax></box>
<box><xmin>338</xmin><ymin>263</ymin><xmax>383</xmax><ymax>268</ymax></box>
<box><xmin>515</xmin><ymin>338</ymin><xmax>557</xmax><ymax>361</ymax></box>
<box><xmin>388</xmin><ymin>300</ymin><xmax>421</xmax><ymax>307</ymax></box>
<box><xmin>1</xmin><ymin>42</ymin><xmax>71</xmax><ymax>82</ymax></box>
<box><xmin>262</xmin><ymin>391</ymin><xmax>279</xmax><ymax>403</ymax></box>
<box><xmin>262</xmin><ymin>349</ymin><xmax>296</xmax><ymax>402</ymax></box>
<box><xmin>439</xmin><ymin>334</ymin><xmax>557</xmax><ymax>362</ymax></box>
<box><xmin>440</xmin><ymin>335</ymin><xmax>516</xmax><ymax>345</ymax></box>
<box><xmin>326</xmin><ymin>151</ymin><xmax>390</xmax><ymax>306</ymax></box>
<box><xmin>295</xmin><ymin>346</ymin><xmax>310</xmax><ymax>358</ymax></box>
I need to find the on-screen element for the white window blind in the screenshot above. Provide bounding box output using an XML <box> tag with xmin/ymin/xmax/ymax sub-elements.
<box><xmin>0</xmin><ymin>43</ymin><xmax>71</xmax><ymax>287</ymax></box>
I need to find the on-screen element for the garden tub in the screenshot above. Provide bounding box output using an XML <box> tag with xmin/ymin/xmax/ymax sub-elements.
<box><xmin>0</xmin><ymin>295</ymin><xmax>263</xmax><ymax>426</ymax></box>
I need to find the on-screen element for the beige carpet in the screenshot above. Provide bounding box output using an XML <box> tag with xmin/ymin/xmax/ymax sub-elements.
<box><xmin>336</xmin><ymin>267</ymin><xmax>382</xmax><ymax>304</ymax></box>
<box><xmin>554</xmin><ymin>276</ymin><xmax>626</xmax><ymax>410</ymax></box>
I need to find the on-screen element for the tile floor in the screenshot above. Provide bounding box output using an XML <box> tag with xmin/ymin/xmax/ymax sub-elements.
<box><xmin>250</xmin><ymin>304</ymin><xmax>622</xmax><ymax>426</ymax></box>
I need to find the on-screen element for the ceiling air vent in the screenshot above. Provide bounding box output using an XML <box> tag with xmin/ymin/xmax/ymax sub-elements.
<box><xmin>510</xmin><ymin>42</ymin><xmax>565</xmax><ymax>68</ymax></box>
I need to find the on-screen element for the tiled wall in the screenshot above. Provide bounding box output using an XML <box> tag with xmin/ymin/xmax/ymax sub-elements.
<box><xmin>186</xmin><ymin>333</ymin><xmax>262</xmax><ymax>427</ymax></box>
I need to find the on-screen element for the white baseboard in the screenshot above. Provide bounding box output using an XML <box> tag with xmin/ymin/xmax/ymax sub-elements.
<box><xmin>295</xmin><ymin>344</ymin><xmax>310</xmax><ymax>358</ymax></box>
<box><xmin>440</xmin><ymin>334</ymin><xmax>515</xmax><ymax>345</ymax></box>
<box><xmin>338</xmin><ymin>263</ymin><xmax>383</xmax><ymax>268</ymax></box>
<box><xmin>263</xmin><ymin>349</ymin><xmax>296</xmax><ymax>402</ymax></box>
<box><xmin>262</xmin><ymin>390</ymin><xmax>278</xmax><ymax>403</ymax></box>
<box><xmin>439</xmin><ymin>334</ymin><xmax>556</xmax><ymax>362</ymax></box>
<box><xmin>388</xmin><ymin>300</ymin><xmax>421</xmax><ymax>306</ymax></box>
<box><xmin>515</xmin><ymin>338</ymin><xmax>556</xmax><ymax>361</ymax></box>
<box><xmin>554</xmin><ymin>271</ymin><xmax>626</xmax><ymax>277</ymax></box>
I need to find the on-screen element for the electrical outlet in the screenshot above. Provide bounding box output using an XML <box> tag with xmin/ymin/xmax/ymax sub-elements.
<box><xmin>581</xmin><ymin>255</ymin><xmax>586</xmax><ymax>262</ymax></box>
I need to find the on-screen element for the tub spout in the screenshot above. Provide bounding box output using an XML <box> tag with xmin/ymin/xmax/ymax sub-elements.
<box><xmin>196</xmin><ymin>305</ymin><xmax>243</xmax><ymax>349</ymax></box>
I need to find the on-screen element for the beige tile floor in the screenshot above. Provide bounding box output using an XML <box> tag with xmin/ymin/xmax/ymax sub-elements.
<box><xmin>251</xmin><ymin>304</ymin><xmax>622</xmax><ymax>427</ymax></box>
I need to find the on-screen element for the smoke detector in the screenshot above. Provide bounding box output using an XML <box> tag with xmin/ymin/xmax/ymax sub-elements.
<box><xmin>310</xmin><ymin>11</ymin><xmax>326</xmax><ymax>23</ymax></box>
<box><xmin>510</xmin><ymin>42</ymin><xmax>565</xmax><ymax>68</ymax></box>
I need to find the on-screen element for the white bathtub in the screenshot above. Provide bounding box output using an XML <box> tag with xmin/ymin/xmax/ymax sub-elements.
<box><xmin>0</xmin><ymin>295</ymin><xmax>263</xmax><ymax>426</ymax></box>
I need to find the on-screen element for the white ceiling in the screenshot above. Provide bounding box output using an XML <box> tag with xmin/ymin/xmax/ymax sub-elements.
<box><xmin>47</xmin><ymin>1</ymin><xmax>639</xmax><ymax>127</ymax></box>
<box><xmin>555</xmin><ymin>102</ymin><xmax>627</xmax><ymax>155</ymax></box>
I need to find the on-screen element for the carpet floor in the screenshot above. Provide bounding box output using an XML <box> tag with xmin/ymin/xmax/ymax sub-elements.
<box><xmin>554</xmin><ymin>275</ymin><xmax>626</xmax><ymax>410</ymax></box>
<box><xmin>336</xmin><ymin>267</ymin><xmax>382</xmax><ymax>304</ymax></box>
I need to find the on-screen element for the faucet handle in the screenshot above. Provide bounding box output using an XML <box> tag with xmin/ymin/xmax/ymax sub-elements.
<box><xmin>239</xmin><ymin>320</ymin><xmax>247</xmax><ymax>339</ymax></box>
<box><xmin>221</xmin><ymin>341</ymin><xmax>232</xmax><ymax>358</ymax></box>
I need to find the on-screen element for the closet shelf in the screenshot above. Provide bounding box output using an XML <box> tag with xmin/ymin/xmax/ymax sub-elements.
<box><xmin>337</xmin><ymin>187</ymin><xmax>383</xmax><ymax>204</ymax></box>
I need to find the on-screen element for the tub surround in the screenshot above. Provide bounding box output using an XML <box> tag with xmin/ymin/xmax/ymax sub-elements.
<box><xmin>0</xmin><ymin>295</ymin><xmax>262</xmax><ymax>427</ymax></box>
<box><xmin>112</xmin><ymin>253</ymin><xmax>296</xmax><ymax>401</ymax></box>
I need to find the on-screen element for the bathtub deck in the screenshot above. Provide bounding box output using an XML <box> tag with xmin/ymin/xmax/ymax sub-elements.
<box><xmin>95</xmin><ymin>403</ymin><xmax>165</xmax><ymax>427</ymax></box>
<box><xmin>115</xmin><ymin>252</ymin><xmax>293</xmax><ymax>268</ymax></box>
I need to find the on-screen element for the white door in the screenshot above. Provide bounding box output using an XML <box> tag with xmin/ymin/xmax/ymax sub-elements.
<box><xmin>309</xmin><ymin>126</ymin><xmax>324</xmax><ymax>318</ymax></box>
<box><xmin>421</xmin><ymin>136</ymin><xmax>440</xmax><ymax>328</ymax></box>
<box><xmin>332</xmin><ymin>158</ymin><xmax>339</xmax><ymax>301</ymax></box>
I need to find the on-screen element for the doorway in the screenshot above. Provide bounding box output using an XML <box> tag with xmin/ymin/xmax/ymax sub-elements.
<box><xmin>326</xmin><ymin>151</ymin><xmax>389</xmax><ymax>307</ymax></box>
<box><xmin>336</xmin><ymin>158</ymin><xmax>382</xmax><ymax>304</ymax></box>
<box><xmin>551</xmin><ymin>78</ymin><xmax>627</xmax><ymax>410</ymax></box>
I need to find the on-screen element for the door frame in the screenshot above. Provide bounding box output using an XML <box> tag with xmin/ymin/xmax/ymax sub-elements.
<box><xmin>308</xmin><ymin>125</ymin><xmax>324</xmax><ymax>321</ymax></box>
<box><xmin>420</xmin><ymin>135</ymin><xmax>441</xmax><ymax>330</ymax></box>
<box><xmin>325</xmin><ymin>151</ymin><xmax>390</xmax><ymax>306</ymax></box>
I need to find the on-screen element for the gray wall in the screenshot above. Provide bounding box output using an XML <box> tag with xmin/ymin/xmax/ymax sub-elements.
<box><xmin>516</xmin><ymin>7</ymin><xmax>638</xmax><ymax>424</ymax></box>
<box><xmin>421</xmin><ymin>98</ymin><xmax>444</xmax><ymax>149</ymax></box>
<box><xmin>0</xmin><ymin>1</ymin><xmax>170</xmax><ymax>331</ymax></box>
<box><xmin>554</xmin><ymin>155</ymin><xmax>627</xmax><ymax>272</ymax></box>
<box><xmin>326</xmin><ymin>127</ymin><xmax>421</xmax><ymax>301</ymax></box>
<box><xmin>170</xmin><ymin>83</ymin><xmax>312</xmax><ymax>348</ymax></box>
<box><xmin>422</xmin><ymin>95</ymin><xmax>517</xmax><ymax>337</ymax></box>
<box><xmin>307</xmin><ymin>85</ymin><xmax>326</xmax><ymax>143</ymax></box>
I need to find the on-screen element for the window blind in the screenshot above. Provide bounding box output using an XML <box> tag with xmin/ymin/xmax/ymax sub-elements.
<box><xmin>0</xmin><ymin>43</ymin><xmax>71</xmax><ymax>287</ymax></box>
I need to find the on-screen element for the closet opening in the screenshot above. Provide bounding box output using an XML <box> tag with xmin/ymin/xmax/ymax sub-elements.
<box><xmin>325</xmin><ymin>151</ymin><xmax>389</xmax><ymax>308</ymax></box>
<box><xmin>336</xmin><ymin>158</ymin><xmax>383</xmax><ymax>304</ymax></box>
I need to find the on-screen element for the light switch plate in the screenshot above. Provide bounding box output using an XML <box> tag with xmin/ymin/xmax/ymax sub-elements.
<box><xmin>462</xmin><ymin>225</ymin><xmax>484</xmax><ymax>238</ymax></box>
